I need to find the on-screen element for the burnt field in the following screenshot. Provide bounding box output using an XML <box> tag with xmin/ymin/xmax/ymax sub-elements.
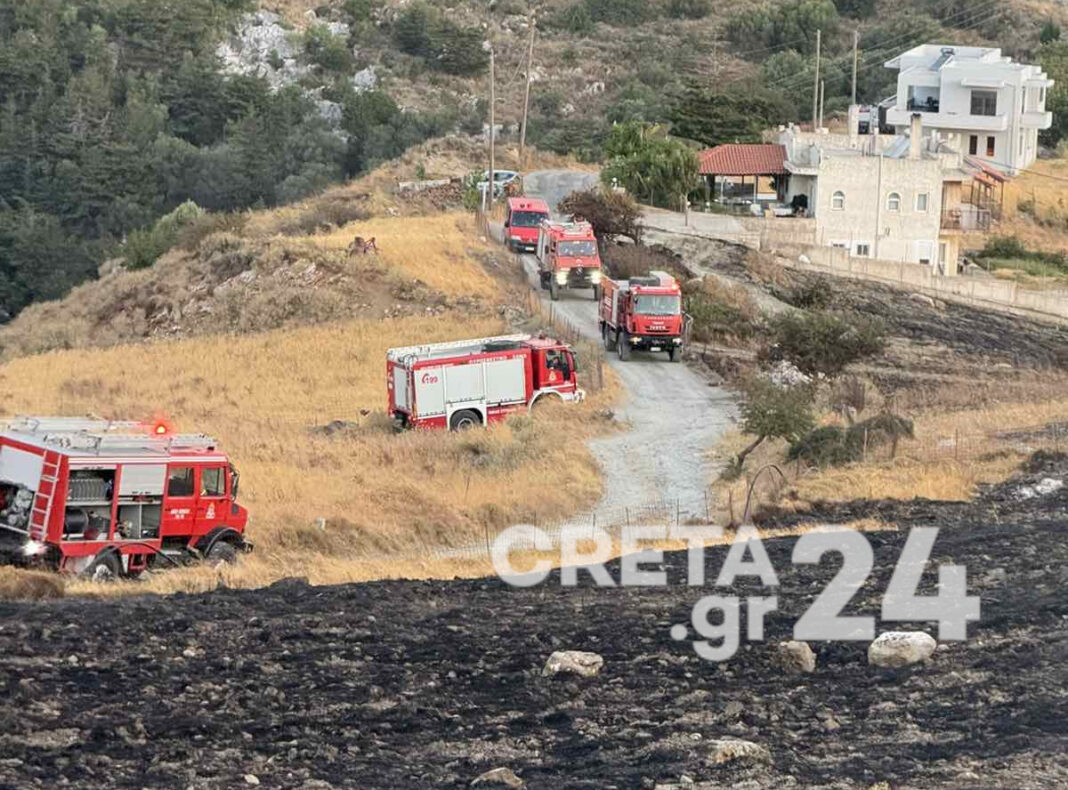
<box><xmin>2</xmin><ymin>455</ymin><xmax>1068</xmax><ymax>789</ymax></box>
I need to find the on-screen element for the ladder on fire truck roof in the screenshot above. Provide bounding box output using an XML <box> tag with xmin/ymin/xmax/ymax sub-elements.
<box><xmin>5</xmin><ymin>417</ymin><xmax>218</xmax><ymax>454</ymax></box>
<box><xmin>28</xmin><ymin>448</ymin><xmax>62</xmax><ymax>543</ymax></box>
<box><xmin>387</xmin><ymin>334</ymin><xmax>530</xmax><ymax>363</ymax></box>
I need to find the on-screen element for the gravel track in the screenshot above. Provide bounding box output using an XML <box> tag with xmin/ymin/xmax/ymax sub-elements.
<box><xmin>515</xmin><ymin>171</ymin><xmax>736</xmax><ymax>520</ymax></box>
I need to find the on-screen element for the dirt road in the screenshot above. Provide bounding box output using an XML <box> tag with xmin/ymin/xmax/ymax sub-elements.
<box><xmin>516</xmin><ymin>171</ymin><xmax>736</xmax><ymax>520</ymax></box>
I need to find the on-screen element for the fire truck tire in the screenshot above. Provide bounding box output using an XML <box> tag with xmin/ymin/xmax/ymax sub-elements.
<box><xmin>449</xmin><ymin>410</ymin><xmax>482</xmax><ymax>431</ymax></box>
<box><xmin>669</xmin><ymin>346</ymin><xmax>682</xmax><ymax>362</ymax></box>
<box><xmin>603</xmin><ymin>324</ymin><xmax>617</xmax><ymax>352</ymax></box>
<box><xmin>85</xmin><ymin>550</ymin><xmax>122</xmax><ymax>582</ymax></box>
<box><xmin>592</xmin><ymin>285</ymin><xmax>601</xmax><ymax>302</ymax></box>
<box><xmin>549</xmin><ymin>278</ymin><xmax>559</xmax><ymax>301</ymax></box>
<box><xmin>618</xmin><ymin>332</ymin><xmax>631</xmax><ymax>361</ymax></box>
<box><xmin>205</xmin><ymin>540</ymin><xmax>238</xmax><ymax>567</ymax></box>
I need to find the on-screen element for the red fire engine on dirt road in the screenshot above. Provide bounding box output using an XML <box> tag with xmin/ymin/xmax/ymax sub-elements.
<box><xmin>387</xmin><ymin>334</ymin><xmax>585</xmax><ymax>430</ymax></box>
<box><xmin>535</xmin><ymin>220</ymin><xmax>603</xmax><ymax>301</ymax></box>
<box><xmin>0</xmin><ymin>418</ymin><xmax>250</xmax><ymax>579</ymax></box>
<box><xmin>599</xmin><ymin>271</ymin><xmax>686</xmax><ymax>362</ymax></box>
<box><xmin>503</xmin><ymin>197</ymin><xmax>550</xmax><ymax>252</ymax></box>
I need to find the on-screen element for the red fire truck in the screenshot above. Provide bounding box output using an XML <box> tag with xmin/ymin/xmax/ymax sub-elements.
<box><xmin>387</xmin><ymin>334</ymin><xmax>585</xmax><ymax>430</ymax></box>
<box><xmin>504</xmin><ymin>197</ymin><xmax>550</xmax><ymax>252</ymax></box>
<box><xmin>599</xmin><ymin>271</ymin><xmax>685</xmax><ymax>362</ymax></box>
<box><xmin>0</xmin><ymin>418</ymin><xmax>250</xmax><ymax>579</ymax></box>
<box><xmin>535</xmin><ymin>220</ymin><xmax>603</xmax><ymax>301</ymax></box>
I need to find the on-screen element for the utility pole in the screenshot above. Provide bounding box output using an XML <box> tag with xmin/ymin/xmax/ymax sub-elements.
<box><xmin>812</xmin><ymin>29</ymin><xmax>821</xmax><ymax>131</ymax></box>
<box><xmin>852</xmin><ymin>29</ymin><xmax>859</xmax><ymax>105</ymax></box>
<box><xmin>819</xmin><ymin>79</ymin><xmax>825</xmax><ymax>130</ymax></box>
<box><xmin>518</xmin><ymin>13</ymin><xmax>536</xmax><ymax>169</ymax></box>
<box><xmin>488</xmin><ymin>44</ymin><xmax>496</xmax><ymax>210</ymax></box>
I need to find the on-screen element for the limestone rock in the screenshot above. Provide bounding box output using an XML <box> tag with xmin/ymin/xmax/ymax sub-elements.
<box><xmin>705</xmin><ymin>738</ymin><xmax>771</xmax><ymax>766</ymax></box>
<box><xmin>543</xmin><ymin>650</ymin><xmax>604</xmax><ymax>678</ymax></box>
<box><xmin>472</xmin><ymin>767</ymin><xmax>524</xmax><ymax>788</ymax></box>
<box><xmin>868</xmin><ymin>631</ymin><xmax>937</xmax><ymax>668</ymax></box>
<box><xmin>776</xmin><ymin>640</ymin><xmax>816</xmax><ymax>674</ymax></box>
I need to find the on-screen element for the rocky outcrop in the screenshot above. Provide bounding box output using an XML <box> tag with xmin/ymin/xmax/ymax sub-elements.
<box><xmin>868</xmin><ymin>631</ymin><xmax>937</xmax><ymax>668</ymax></box>
<box><xmin>543</xmin><ymin>650</ymin><xmax>604</xmax><ymax>678</ymax></box>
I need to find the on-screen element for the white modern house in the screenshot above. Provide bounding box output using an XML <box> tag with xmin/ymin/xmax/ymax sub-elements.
<box><xmin>883</xmin><ymin>45</ymin><xmax>1054</xmax><ymax>174</ymax></box>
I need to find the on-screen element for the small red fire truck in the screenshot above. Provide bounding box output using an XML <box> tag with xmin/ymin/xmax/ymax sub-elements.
<box><xmin>504</xmin><ymin>197</ymin><xmax>550</xmax><ymax>252</ymax></box>
<box><xmin>387</xmin><ymin>334</ymin><xmax>585</xmax><ymax>430</ymax></box>
<box><xmin>599</xmin><ymin>271</ymin><xmax>685</xmax><ymax>362</ymax></box>
<box><xmin>0</xmin><ymin>418</ymin><xmax>250</xmax><ymax>579</ymax></box>
<box><xmin>535</xmin><ymin>220</ymin><xmax>603</xmax><ymax>301</ymax></box>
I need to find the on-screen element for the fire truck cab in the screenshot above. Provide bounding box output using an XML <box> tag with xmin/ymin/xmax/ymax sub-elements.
<box><xmin>600</xmin><ymin>271</ymin><xmax>685</xmax><ymax>362</ymax></box>
<box><xmin>535</xmin><ymin>220</ymin><xmax>603</xmax><ymax>301</ymax></box>
<box><xmin>387</xmin><ymin>334</ymin><xmax>584</xmax><ymax>430</ymax></box>
<box><xmin>0</xmin><ymin>418</ymin><xmax>250</xmax><ymax>579</ymax></box>
<box><xmin>503</xmin><ymin>197</ymin><xmax>550</xmax><ymax>252</ymax></box>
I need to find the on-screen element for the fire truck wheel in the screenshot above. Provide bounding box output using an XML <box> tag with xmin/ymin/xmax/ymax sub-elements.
<box><xmin>549</xmin><ymin>278</ymin><xmax>559</xmax><ymax>301</ymax></box>
<box><xmin>205</xmin><ymin>540</ymin><xmax>238</xmax><ymax>567</ymax></box>
<box><xmin>592</xmin><ymin>285</ymin><xmax>601</xmax><ymax>302</ymax></box>
<box><xmin>618</xmin><ymin>332</ymin><xmax>631</xmax><ymax>361</ymax></box>
<box><xmin>668</xmin><ymin>346</ymin><xmax>682</xmax><ymax>362</ymax></box>
<box><xmin>85</xmin><ymin>551</ymin><xmax>122</xmax><ymax>583</ymax></box>
<box><xmin>449</xmin><ymin>410</ymin><xmax>482</xmax><ymax>431</ymax></box>
<box><xmin>603</xmin><ymin>325</ymin><xmax>617</xmax><ymax>352</ymax></box>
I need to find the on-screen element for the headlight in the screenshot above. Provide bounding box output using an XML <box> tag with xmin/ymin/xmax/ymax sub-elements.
<box><xmin>590</xmin><ymin>270</ymin><xmax>602</xmax><ymax>284</ymax></box>
<box><xmin>630</xmin><ymin>335</ymin><xmax>641</xmax><ymax>343</ymax></box>
<box><xmin>673</xmin><ymin>337</ymin><xmax>683</xmax><ymax>344</ymax></box>
<box><xmin>22</xmin><ymin>540</ymin><xmax>45</xmax><ymax>557</ymax></box>
<box><xmin>555</xmin><ymin>271</ymin><xmax>568</xmax><ymax>284</ymax></box>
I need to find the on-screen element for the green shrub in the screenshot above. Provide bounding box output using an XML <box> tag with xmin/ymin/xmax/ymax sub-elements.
<box><xmin>546</xmin><ymin>4</ymin><xmax>594</xmax><ymax>35</ymax></box>
<box><xmin>668</xmin><ymin>0</ymin><xmax>711</xmax><ymax>19</ymax></box>
<box><xmin>124</xmin><ymin>201</ymin><xmax>204</xmax><ymax>269</ymax></box>
<box><xmin>303</xmin><ymin>24</ymin><xmax>353</xmax><ymax>72</ymax></box>
<box><xmin>788</xmin><ymin>414</ymin><xmax>913</xmax><ymax>467</ymax></box>
<box><xmin>761</xmin><ymin>310</ymin><xmax>886</xmax><ymax>378</ymax></box>
<box><xmin>774</xmin><ymin>276</ymin><xmax>834</xmax><ymax>310</ymax></box>
<box><xmin>392</xmin><ymin>3</ymin><xmax>488</xmax><ymax>76</ymax></box>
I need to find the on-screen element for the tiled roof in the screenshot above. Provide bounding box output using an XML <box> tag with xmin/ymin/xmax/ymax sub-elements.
<box><xmin>698</xmin><ymin>144</ymin><xmax>787</xmax><ymax>176</ymax></box>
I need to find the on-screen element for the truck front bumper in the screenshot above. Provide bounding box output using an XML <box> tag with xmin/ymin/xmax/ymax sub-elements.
<box><xmin>558</xmin><ymin>269</ymin><xmax>602</xmax><ymax>289</ymax></box>
<box><xmin>628</xmin><ymin>335</ymin><xmax>684</xmax><ymax>351</ymax></box>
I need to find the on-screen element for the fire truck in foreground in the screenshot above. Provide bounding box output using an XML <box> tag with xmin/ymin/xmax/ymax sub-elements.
<box><xmin>0</xmin><ymin>418</ymin><xmax>250</xmax><ymax>579</ymax></box>
<box><xmin>387</xmin><ymin>334</ymin><xmax>584</xmax><ymax>430</ymax></box>
<box><xmin>503</xmin><ymin>197</ymin><xmax>551</xmax><ymax>252</ymax></box>
<box><xmin>535</xmin><ymin>220</ymin><xmax>603</xmax><ymax>301</ymax></box>
<box><xmin>599</xmin><ymin>271</ymin><xmax>685</xmax><ymax>362</ymax></box>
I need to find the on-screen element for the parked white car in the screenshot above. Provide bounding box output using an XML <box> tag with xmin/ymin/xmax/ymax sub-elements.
<box><xmin>477</xmin><ymin>170</ymin><xmax>521</xmax><ymax>197</ymax></box>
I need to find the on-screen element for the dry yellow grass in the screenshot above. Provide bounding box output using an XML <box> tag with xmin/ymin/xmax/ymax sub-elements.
<box><xmin>994</xmin><ymin>156</ymin><xmax>1068</xmax><ymax>254</ymax></box>
<box><xmin>0</xmin><ymin>313</ymin><xmax>620</xmax><ymax>595</ymax></box>
<box><xmin>709</xmin><ymin>397</ymin><xmax>1068</xmax><ymax>516</ymax></box>
<box><xmin>0</xmin><ymin>567</ymin><xmax>66</xmax><ymax>601</ymax></box>
<box><xmin>306</xmin><ymin>215</ymin><xmax>499</xmax><ymax>299</ymax></box>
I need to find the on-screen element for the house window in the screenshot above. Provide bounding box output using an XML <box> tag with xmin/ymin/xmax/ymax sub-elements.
<box><xmin>986</xmin><ymin>136</ymin><xmax>996</xmax><ymax>157</ymax></box>
<box><xmin>831</xmin><ymin>190</ymin><xmax>845</xmax><ymax>210</ymax></box>
<box><xmin>970</xmin><ymin>90</ymin><xmax>998</xmax><ymax>116</ymax></box>
<box><xmin>969</xmin><ymin>135</ymin><xmax>978</xmax><ymax>156</ymax></box>
<box><xmin>856</xmin><ymin>243</ymin><xmax>871</xmax><ymax>257</ymax></box>
<box><xmin>887</xmin><ymin>192</ymin><xmax>901</xmax><ymax>211</ymax></box>
<box><xmin>915</xmin><ymin>193</ymin><xmax>929</xmax><ymax>212</ymax></box>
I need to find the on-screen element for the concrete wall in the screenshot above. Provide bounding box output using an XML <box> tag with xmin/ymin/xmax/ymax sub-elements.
<box><xmin>781</xmin><ymin>242</ymin><xmax>1068</xmax><ymax>323</ymax></box>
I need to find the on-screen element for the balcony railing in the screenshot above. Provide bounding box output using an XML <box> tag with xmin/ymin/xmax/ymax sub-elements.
<box><xmin>942</xmin><ymin>207</ymin><xmax>991</xmax><ymax>231</ymax></box>
<box><xmin>907</xmin><ymin>98</ymin><xmax>941</xmax><ymax>113</ymax></box>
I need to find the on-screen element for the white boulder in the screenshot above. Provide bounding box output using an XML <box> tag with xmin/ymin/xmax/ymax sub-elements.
<box><xmin>542</xmin><ymin>650</ymin><xmax>604</xmax><ymax>678</ymax></box>
<box><xmin>868</xmin><ymin>631</ymin><xmax>937</xmax><ymax>668</ymax></box>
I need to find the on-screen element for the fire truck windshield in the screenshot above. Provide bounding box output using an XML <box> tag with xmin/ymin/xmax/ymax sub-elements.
<box><xmin>511</xmin><ymin>210</ymin><xmax>548</xmax><ymax>227</ymax></box>
<box><xmin>634</xmin><ymin>294</ymin><xmax>681</xmax><ymax>316</ymax></box>
<box><xmin>557</xmin><ymin>240</ymin><xmax>596</xmax><ymax>257</ymax></box>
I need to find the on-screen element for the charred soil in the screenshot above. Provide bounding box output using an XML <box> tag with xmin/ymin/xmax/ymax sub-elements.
<box><xmin>1</xmin><ymin>455</ymin><xmax>1067</xmax><ymax>789</ymax></box>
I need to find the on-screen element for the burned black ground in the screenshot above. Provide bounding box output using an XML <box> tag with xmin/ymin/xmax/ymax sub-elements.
<box><xmin>1</xmin><ymin>456</ymin><xmax>1067</xmax><ymax>790</ymax></box>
